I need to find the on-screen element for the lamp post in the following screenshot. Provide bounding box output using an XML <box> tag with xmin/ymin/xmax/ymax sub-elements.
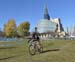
<box><xmin>35</xmin><ymin>27</ymin><xmax>37</xmax><ymax>33</ymax></box>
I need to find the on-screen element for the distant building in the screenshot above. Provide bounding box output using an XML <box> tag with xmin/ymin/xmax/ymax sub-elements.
<box><xmin>0</xmin><ymin>31</ymin><xmax>5</xmax><ymax>37</ymax></box>
<box><xmin>51</xmin><ymin>18</ymin><xmax>65</xmax><ymax>37</ymax></box>
<box><xmin>33</xmin><ymin>5</ymin><xmax>65</xmax><ymax>38</ymax></box>
<box><xmin>71</xmin><ymin>26</ymin><xmax>75</xmax><ymax>36</ymax></box>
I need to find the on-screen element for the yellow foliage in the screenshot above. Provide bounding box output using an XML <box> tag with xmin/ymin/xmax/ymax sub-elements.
<box><xmin>4</xmin><ymin>19</ymin><xmax>17</xmax><ymax>37</ymax></box>
<box><xmin>18</xmin><ymin>21</ymin><xmax>30</xmax><ymax>36</ymax></box>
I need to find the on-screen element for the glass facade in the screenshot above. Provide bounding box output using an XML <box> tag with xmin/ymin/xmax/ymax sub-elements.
<box><xmin>36</xmin><ymin>19</ymin><xmax>56</xmax><ymax>33</ymax></box>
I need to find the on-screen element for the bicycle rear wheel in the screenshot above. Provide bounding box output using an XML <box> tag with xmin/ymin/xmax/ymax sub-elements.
<box><xmin>36</xmin><ymin>42</ymin><xmax>43</xmax><ymax>53</ymax></box>
<box><xmin>38</xmin><ymin>46</ymin><xmax>43</xmax><ymax>53</ymax></box>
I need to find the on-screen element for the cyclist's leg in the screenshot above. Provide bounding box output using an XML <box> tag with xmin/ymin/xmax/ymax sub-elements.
<box><xmin>36</xmin><ymin>40</ymin><xmax>43</xmax><ymax>53</ymax></box>
<box><xmin>36</xmin><ymin>40</ymin><xmax>41</xmax><ymax>49</ymax></box>
<box><xmin>29</xmin><ymin>39</ymin><xmax>33</xmax><ymax>46</ymax></box>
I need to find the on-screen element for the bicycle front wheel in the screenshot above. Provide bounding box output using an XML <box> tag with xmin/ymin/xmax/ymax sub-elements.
<box><xmin>29</xmin><ymin>45</ymin><xmax>35</xmax><ymax>55</ymax></box>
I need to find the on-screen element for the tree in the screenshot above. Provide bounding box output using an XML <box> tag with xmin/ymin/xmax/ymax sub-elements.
<box><xmin>17</xmin><ymin>21</ymin><xmax>30</xmax><ymax>37</ymax></box>
<box><xmin>4</xmin><ymin>19</ymin><xmax>17</xmax><ymax>37</ymax></box>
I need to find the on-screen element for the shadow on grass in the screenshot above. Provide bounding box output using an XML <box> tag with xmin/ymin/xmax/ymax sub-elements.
<box><xmin>0</xmin><ymin>55</ymin><xmax>18</xmax><ymax>60</ymax></box>
<box><xmin>0</xmin><ymin>47</ymin><xmax>17</xmax><ymax>49</ymax></box>
<box><xmin>42</xmin><ymin>48</ymin><xmax>60</xmax><ymax>53</ymax></box>
<box><xmin>0</xmin><ymin>49</ymin><xmax>60</xmax><ymax>60</ymax></box>
<box><xmin>0</xmin><ymin>51</ymin><xmax>25</xmax><ymax>60</ymax></box>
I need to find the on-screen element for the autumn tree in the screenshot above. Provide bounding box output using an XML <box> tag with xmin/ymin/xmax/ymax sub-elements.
<box><xmin>17</xmin><ymin>21</ymin><xmax>30</xmax><ymax>37</ymax></box>
<box><xmin>4</xmin><ymin>19</ymin><xmax>17</xmax><ymax>37</ymax></box>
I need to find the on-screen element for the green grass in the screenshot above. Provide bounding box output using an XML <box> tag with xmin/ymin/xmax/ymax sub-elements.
<box><xmin>0</xmin><ymin>39</ymin><xmax>75</xmax><ymax>62</ymax></box>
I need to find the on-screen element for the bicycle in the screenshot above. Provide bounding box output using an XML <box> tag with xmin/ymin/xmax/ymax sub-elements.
<box><xmin>28</xmin><ymin>39</ymin><xmax>43</xmax><ymax>55</ymax></box>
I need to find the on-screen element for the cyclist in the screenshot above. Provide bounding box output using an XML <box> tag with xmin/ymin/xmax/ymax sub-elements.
<box><xmin>28</xmin><ymin>27</ymin><xmax>41</xmax><ymax>48</ymax></box>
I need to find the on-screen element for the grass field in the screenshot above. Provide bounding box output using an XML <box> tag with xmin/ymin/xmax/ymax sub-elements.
<box><xmin>0</xmin><ymin>39</ymin><xmax>75</xmax><ymax>62</ymax></box>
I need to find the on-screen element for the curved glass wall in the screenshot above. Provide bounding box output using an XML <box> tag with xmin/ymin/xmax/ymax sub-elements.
<box><xmin>36</xmin><ymin>19</ymin><xmax>56</xmax><ymax>33</ymax></box>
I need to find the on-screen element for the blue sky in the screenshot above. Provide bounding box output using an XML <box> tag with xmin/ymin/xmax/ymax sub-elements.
<box><xmin>0</xmin><ymin>0</ymin><xmax>75</xmax><ymax>32</ymax></box>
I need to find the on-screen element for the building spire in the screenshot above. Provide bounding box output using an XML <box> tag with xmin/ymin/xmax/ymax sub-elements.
<box><xmin>44</xmin><ymin>4</ymin><xmax>50</xmax><ymax>20</ymax></box>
